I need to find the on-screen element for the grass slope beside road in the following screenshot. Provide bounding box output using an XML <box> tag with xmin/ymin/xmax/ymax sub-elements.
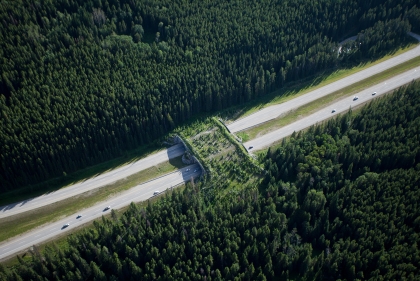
<box><xmin>0</xmin><ymin>143</ymin><xmax>164</xmax><ymax>207</ymax></box>
<box><xmin>254</xmin><ymin>105</ymin><xmax>368</xmax><ymax>159</ymax></box>
<box><xmin>225</xmin><ymin>43</ymin><xmax>418</xmax><ymax>122</ymax></box>
<box><xmin>0</xmin><ymin>184</ymin><xmax>187</xmax><ymax>266</ymax></box>
<box><xmin>3</xmin><ymin>42</ymin><xmax>417</xmax><ymax>207</ymax></box>
<box><xmin>238</xmin><ymin>55</ymin><xmax>420</xmax><ymax>141</ymax></box>
<box><xmin>0</xmin><ymin>156</ymin><xmax>185</xmax><ymax>243</ymax></box>
<box><xmin>3</xmin><ymin>52</ymin><xmax>417</xmax><ymax>243</ymax></box>
<box><xmin>1</xmin><ymin>41</ymin><xmax>418</xmax><ymax>265</ymax></box>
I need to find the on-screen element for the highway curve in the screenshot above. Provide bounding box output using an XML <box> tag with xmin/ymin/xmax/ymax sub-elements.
<box><xmin>0</xmin><ymin>164</ymin><xmax>201</xmax><ymax>261</ymax></box>
<box><xmin>244</xmin><ymin>67</ymin><xmax>420</xmax><ymax>151</ymax></box>
<box><xmin>0</xmin><ymin>144</ymin><xmax>185</xmax><ymax>218</ymax></box>
<box><xmin>228</xmin><ymin>41</ymin><xmax>420</xmax><ymax>133</ymax></box>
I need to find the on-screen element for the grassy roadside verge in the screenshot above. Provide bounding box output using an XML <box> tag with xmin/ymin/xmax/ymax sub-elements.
<box><xmin>0</xmin><ymin>156</ymin><xmax>185</xmax><ymax>243</ymax></box>
<box><xmin>3</xmin><ymin>43</ymin><xmax>417</xmax><ymax>207</ymax></box>
<box><xmin>0</xmin><ymin>143</ymin><xmax>164</xmax><ymax>207</ymax></box>
<box><xmin>225</xmin><ymin>43</ymin><xmax>418</xmax><ymax>122</ymax></box>
<box><xmin>1</xmin><ymin>184</ymin><xmax>187</xmax><ymax>267</ymax></box>
<box><xmin>254</xmin><ymin>104</ymin><xmax>368</xmax><ymax>160</ymax></box>
<box><xmin>1</xmin><ymin>42</ymin><xmax>417</xmax><ymax>266</ymax></box>
<box><xmin>240</xmin><ymin>56</ymin><xmax>420</xmax><ymax>140</ymax></box>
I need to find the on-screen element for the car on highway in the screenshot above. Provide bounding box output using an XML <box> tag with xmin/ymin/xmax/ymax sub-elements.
<box><xmin>153</xmin><ymin>191</ymin><xmax>160</xmax><ymax>195</ymax></box>
<box><xmin>186</xmin><ymin>168</ymin><xmax>190</xmax><ymax>172</ymax></box>
<box><xmin>372</xmin><ymin>92</ymin><xmax>377</xmax><ymax>95</ymax></box>
<box><xmin>76</xmin><ymin>215</ymin><xmax>82</xmax><ymax>219</ymax></box>
<box><xmin>332</xmin><ymin>109</ymin><xmax>336</xmax><ymax>113</ymax></box>
<box><xmin>353</xmin><ymin>96</ymin><xmax>359</xmax><ymax>100</ymax></box>
<box><xmin>62</xmin><ymin>223</ymin><xmax>69</xmax><ymax>229</ymax></box>
<box><xmin>249</xmin><ymin>146</ymin><xmax>253</xmax><ymax>149</ymax></box>
<box><xmin>103</xmin><ymin>206</ymin><xmax>111</xmax><ymax>211</ymax></box>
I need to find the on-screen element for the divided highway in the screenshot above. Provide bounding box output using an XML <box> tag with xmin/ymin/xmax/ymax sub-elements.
<box><xmin>0</xmin><ymin>164</ymin><xmax>201</xmax><ymax>261</ymax></box>
<box><xmin>228</xmin><ymin>44</ymin><xmax>420</xmax><ymax>133</ymax></box>
<box><xmin>1</xmin><ymin>33</ymin><xmax>419</xmax><ymax>263</ymax></box>
<box><xmin>244</xmin><ymin>68</ymin><xmax>420</xmax><ymax>151</ymax></box>
<box><xmin>0</xmin><ymin>144</ymin><xmax>185</xmax><ymax>218</ymax></box>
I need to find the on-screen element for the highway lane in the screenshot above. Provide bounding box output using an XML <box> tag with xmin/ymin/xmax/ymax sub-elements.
<box><xmin>0</xmin><ymin>164</ymin><xmax>201</xmax><ymax>261</ymax></box>
<box><xmin>244</xmin><ymin>67</ymin><xmax>420</xmax><ymax>151</ymax></box>
<box><xmin>0</xmin><ymin>144</ymin><xmax>185</xmax><ymax>218</ymax></box>
<box><xmin>228</xmin><ymin>43</ymin><xmax>420</xmax><ymax>133</ymax></box>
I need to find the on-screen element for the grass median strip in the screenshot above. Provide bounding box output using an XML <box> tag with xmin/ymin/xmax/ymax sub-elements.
<box><xmin>1</xmin><ymin>184</ymin><xmax>187</xmax><ymax>265</ymax></box>
<box><xmin>227</xmin><ymin>43</ymin><xmax>418</xmax><ymax>121</ymax></box>
<box><xmin>240</xmin><ymin>56</ymin><xmax>420</xmax><ymax>140</ymax></box>
<box><xmin>255</xmin><ymin>104</ymin><xmax>368</xmax><ymax>159</ymax></box>
<box><xmin>0</xmin><ymin>156</ymin><xmax>185</xmax><ymax>243</ymax></box>
<box><xmin>0</xmin><ymin>144</ymin><xmax>163</xmax><ymax>207</ymax></box>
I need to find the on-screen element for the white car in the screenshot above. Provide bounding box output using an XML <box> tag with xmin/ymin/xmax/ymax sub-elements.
<box><xmin>353</xmin><ymin>96</ymin><xmax>358</xmax><ymax>101</ymax></box>
<box><xmin>332</xmin><ymin>109</ymin><xmax>336</xmax><ymax>113</ymax></box>
<box><xmin>194</xmin><ymin>169</ymin><xmax>197</xmax><ymax>172</ymax></box>
<box><xmin>372</xmin><ymin>92</ymin><xmax>376</xmax><ymax>95</ymax></box>
<box><xmin>186</xmin><ymin>168</ymin><xmax>190</xmax><ymax>172</ymax></box>
<box><xmin>153</xmin><ymin>191</ymin><xmax>160</xmax><ymax>195</ymax></box>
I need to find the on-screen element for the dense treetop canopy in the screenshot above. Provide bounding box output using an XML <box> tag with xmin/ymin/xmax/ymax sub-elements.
<box><xmin>0</xmin><ymin>0</ymin><xmax>418</xmax><ymax>189</ymax></box>
<box><xmin>2</xmin><ymin>80</ymin><xmax>419</xmax><ymax>280</ymax></box>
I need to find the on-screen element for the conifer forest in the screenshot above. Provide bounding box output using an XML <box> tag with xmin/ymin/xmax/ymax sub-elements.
<box><xmin>2</xmin><ymin>79</ymin><xmax>420</xmax><ymax>280</ymax></box>
<box><xmin>1</xmin><ymin>0</ymin><xmax>420</xmax><ymax>279</ymax></box>
<box><xmin>1</xmin><ymin>0</ymin><xmax>418</xmax><ymax>189</ymax></box>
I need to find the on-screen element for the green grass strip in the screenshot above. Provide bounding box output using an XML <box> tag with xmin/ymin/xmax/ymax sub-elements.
<box><xmin>224</xmin><ymin>43</ymin><xmax>418</xmax><ymax>121</ymax></box>
<box><xmin>0</xmin><ymin>144</ymin><xmax>162</xmax><ymax>207</ymax></box>
<box><xmin>0</xmin><ymin>157</ymin><xmax>185</xmax><ymax>243</ymax></box>
<box><xmin>243</xmin><ymin>55</ymin><xmax>420</xmax><ymax>140</ymax></box>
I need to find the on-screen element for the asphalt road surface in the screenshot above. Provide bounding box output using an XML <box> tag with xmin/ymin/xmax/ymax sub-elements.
<box><xmin>244</xmin><ymin>67</ymin><xmax>420</xmax><ymax>151</ymax></box>
<box><xmin>0</xmin><ymin>144</ymin><xmax>185</xmax><ymax>218</ymax></box>
<box><xmin>228</xmin><ymin>43</ymin><xmax>420</xmax><ymax>133</ymax></box>
<box><xmin>0</xmin><ymin>164</ymin><xmax>201</xmax><ymax>261</ymax></box>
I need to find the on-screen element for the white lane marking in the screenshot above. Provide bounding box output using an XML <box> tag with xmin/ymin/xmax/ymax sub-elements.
<box><xmin>1</xmin><ymin>165</ymin><xmax>196</xmax><ymax>259</ymax></box>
